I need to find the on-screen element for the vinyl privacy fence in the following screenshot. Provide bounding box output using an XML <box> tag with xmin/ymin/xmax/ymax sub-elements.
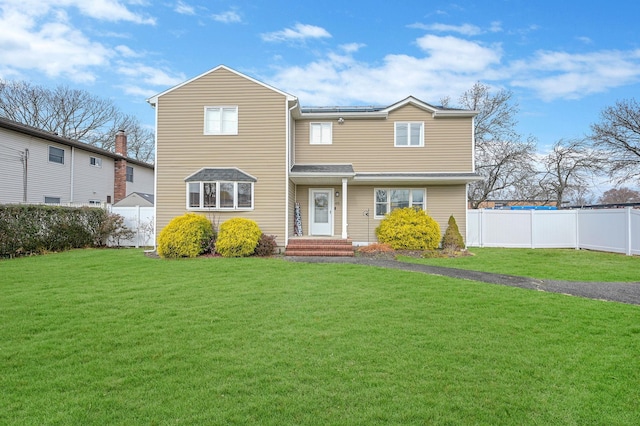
<box><xmin>109</xmin><ymin>206</ymin><xmax>155</xmax><ymax>248</ymax></box>
<box><xmin>467</xmin><ymin>208</ymin><xmax>640</xmax><ymax>256</ymax></box>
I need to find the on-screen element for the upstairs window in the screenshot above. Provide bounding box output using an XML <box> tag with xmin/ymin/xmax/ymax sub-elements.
<box><xmin>375</xmin><ymin>188</ymin><xmax>426</xmax><ymax>218</ymax></box>
<box><xmin>310</xmin><ymin>122</ymin><xmax>332</xmax><ymax>144</ymax></box>
<box><xmin>126</xmin><ymin>166</ymin><xmax>134</xmax><ymax>182</ymax></box>
<box><xmin>90</xmin><ymin>156</ymin><xmax>102</xmax><ymax>167</ymax></box>
<box><xmin>49</xmin><ymin>146</ymin><xmax>65</xmax><ymax>164</ymax></box>
<box><xmin>205</xmin><ymin>106</ymin><xmax>238</xmax><ymax>135</ymax></box>
<box><xmin>395</xmin><ymin>122</ymin><xmax>424</xmax><ymax>147</ymax></box>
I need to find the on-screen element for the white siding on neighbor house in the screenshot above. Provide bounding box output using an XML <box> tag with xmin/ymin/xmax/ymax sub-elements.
<box><xmin>0</xmin><ymin>128</ymin><xmax>71</xmax><ymax>204</ymax></box>
<box><xmin>70</xmin><ymin>149</ymin><xmax>115</xmax><ymax>203</ymax></box>
<box><xmin>126</xmin><ymin>163</ymin><xmax>155</xmax><ymax>197</ymax></box>
<box><xmin>0</xmin><ymin>125</ymin><xmax>154</xmax><ymax>205</ymax></box>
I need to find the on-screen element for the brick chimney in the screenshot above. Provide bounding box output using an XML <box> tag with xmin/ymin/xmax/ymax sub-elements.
<box><xmin>114</xmin><ymin>129</ymin><xmax>127</xmax><ymax>203</ymax></box>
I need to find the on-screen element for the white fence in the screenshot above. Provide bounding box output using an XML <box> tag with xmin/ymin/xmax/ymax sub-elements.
<box><xmin>467</xmin><ymin>208</ymin><xmax>640</xmax><ymax>256</ymax></box>
<box><xmin>110</xmin><ymin>206</ymin><xmax>155</xmax><ymax>248</ymax></box>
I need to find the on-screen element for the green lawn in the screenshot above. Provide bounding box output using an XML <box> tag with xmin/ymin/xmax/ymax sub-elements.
<box><xmin>2</xmin><ymin>249</ymin><xmax>639</xmax><ymax>425</ymax></box>
<box><xmin>400</xmin><ymin>247</ymin><xmax>640</xmax><ymax>282</ymax></box>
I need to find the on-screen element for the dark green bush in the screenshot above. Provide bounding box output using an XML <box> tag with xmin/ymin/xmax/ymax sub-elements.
<box><xmin>254</xmin><ymin>234</ymin><xmax>278</xmax><ymax>257</ymax></box>
<box><xmin>0</xmin><ymin>205</ymin><xmax>116</xmax><ymax>258</ymax></box>
<box><xmin>157</xmin><ymin>213</ymin><xmax>214</xmax><ymax>259</ymax></box>
<box><xmin>441</xmin><ymin>215</ymin><xmax>465</xmax><ymax>251</ymax></box>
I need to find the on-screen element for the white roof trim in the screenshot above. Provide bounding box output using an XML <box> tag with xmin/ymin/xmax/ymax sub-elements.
<box><xmin>147</xmin><ymin>65</ymin><xmax>297</xmax><ymax>106</ymax></box>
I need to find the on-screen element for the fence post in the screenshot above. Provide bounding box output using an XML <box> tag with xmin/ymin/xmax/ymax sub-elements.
<box><xmin>135</xmin><ymin>205</ymin><xmax>141</xmax><ymax>249</ymax></box>
<box><xmin>479</xmin><ymin>209</ymin><xmax>485</xmax><ymax>247</ymax></box>
<box><xmin>626</xmin><ymin>207</ymin><xmax>632</xmax><ymax>256</ymax></box>
<box><xmin>575</xmin><ymin>209</ymin><xmax>580</xmax><ymax>250</ymax></box>
<box><xmin>530</xmin><ymin>209</ymin><xmax>535</xmax><ymax>249</ymax></box>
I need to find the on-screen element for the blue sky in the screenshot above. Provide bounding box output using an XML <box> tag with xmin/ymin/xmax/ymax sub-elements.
<box><xmin>1</xmin><ymin>0</ymin><xmax>639</xmax><ymax>156</ymax></box>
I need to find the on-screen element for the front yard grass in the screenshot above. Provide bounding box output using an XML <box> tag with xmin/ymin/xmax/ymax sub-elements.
<box><xmin>400</xmin><ymin>247</ymin><xmax>640</xmax><ymax>282</ymax></box>
<box><xmin>1</xmin><ymin>249</ymin><xmax>639</xmax><ymax>424</ymax></box>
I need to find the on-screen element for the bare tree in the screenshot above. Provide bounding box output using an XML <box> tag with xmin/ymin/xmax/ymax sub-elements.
<box><xmin>445</xmin><ymin>82</ymin><xmax>537</xmax><ymax>208</ymax></box>
<box><xmin>590</xmin><ymin>98</ymin><xmax>640</xmax><ymax>184</ymax></box>
<box><xmin>537</xmin><ymin>139</ymin><xmax>604</xmax><ymax>208</ymax></box>
<box><xmin>598</xmin><ymin>187</ymin><xmax>640</xmax><ymax>204</ymax></box>
<box><xmin>0</xmin><ymin>79</ymin><xmax>154</xmax><ymax>163</ymax></box>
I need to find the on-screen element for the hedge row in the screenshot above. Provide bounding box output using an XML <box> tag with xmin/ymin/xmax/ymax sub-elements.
<box><xmin>0</xmin><ymin>205</ymin><xmax>117</xmax><ymax>258</ymax></box>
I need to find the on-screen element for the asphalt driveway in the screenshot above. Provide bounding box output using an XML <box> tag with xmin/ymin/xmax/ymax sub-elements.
<box><xmin>285</xmin><ymin>256</ymin><xmax>640</xmax><ymax>306</ymax></box>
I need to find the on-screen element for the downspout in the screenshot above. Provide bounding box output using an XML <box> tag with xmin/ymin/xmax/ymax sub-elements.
<box><xmin>70</xmin><ymin>146</ymin><xmax>75</xmax><ymax>203</ymax></box>
<box><xmin>285</xmin><ymin>100</ymin><xmax>298</xmax><ymax>248</ymax></box>
<box><xmin>21</xmin><ymin>148</ymin><xmax>29</xmax><ymax>202</ymax></box>
<box><xmin>152</xmin><ymin>101</ymin><xmax>159</xmax><ymax>251</ymax></box>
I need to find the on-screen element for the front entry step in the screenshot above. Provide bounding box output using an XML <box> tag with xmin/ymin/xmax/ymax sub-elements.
<box><xmin>285</xmin><ymin>238</ymin><xmax>354</xmax><ymax>257</ymax></box>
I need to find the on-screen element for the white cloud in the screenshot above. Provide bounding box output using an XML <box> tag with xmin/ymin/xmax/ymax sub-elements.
<box><xmin>212</xmin><ymin>10</ymin><xmax>241</xmax><ymax>24</ymax></box>
<box><xmin>409</xmin><ymin>22</ymin><xmax>483</xmax><ymax>36</ymax></box>
<box><xmin>116</xmin><ymin>62</ymin><xmax>186</xmax><ymax>87</ymax></box>
<box><xmin>0</xmin><ymin>1</ymin><xmax>156</xmax><ymax>82</ymax></box>
<box><xmin>175</xmin><ymin>1</ymin><xmax>195</xmax><ymax>15</ymax></box>
<box><xmin>340</xmin><ymin>43</ymin><xmax>366</xmax><ymax>53</ymax></box>
<box><xmin>510</xmin><ymin>49</ymin><xmax>640</xmax><ymax>101</ymax></box>
<box><xmin>262</xmin><ymin>23</ymin><xmax>331</xmax><ymax>43</ymax></box>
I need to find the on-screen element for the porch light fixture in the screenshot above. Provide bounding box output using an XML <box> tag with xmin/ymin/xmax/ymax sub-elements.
<box><xmin>337</xmin><ymin>117</ymin><xmax>344</xmax><ymax>124</ymax></box>
<box><xmin>335</xmin><ymin>191</ymin><xmax>340</xmax><ymax>197</ymax></box>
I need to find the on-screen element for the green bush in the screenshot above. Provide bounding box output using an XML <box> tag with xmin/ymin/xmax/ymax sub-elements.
<box><xmin>216</xmin><ymin>218</ymin><xmax>262</xmax><ymax>258</ymax></box>
<box><xmin>0</xmin><ymin>205</ymin><xmax>111</xmax><ymax>258</ymax></box>
<box><xmin>157</xmin><ymin>213</ymin><xmax>214</xmax><ymax>259</ymax></box>
<box><xmin>441</xmin><ymin>215</ymin><xmax>465</xmax><ymax>251</ymax></box>
<box><xmin>375</xmin><ymin>207</ymin><xmax>441</xmax><ymax>250</ymax></box>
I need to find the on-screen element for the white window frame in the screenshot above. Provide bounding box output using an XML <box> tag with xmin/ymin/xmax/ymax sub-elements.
<box><xmin>186</xmin><ymin>181</ymin><xmax>254</xmax><ymax>211</ymax></box>
<box><xmin>48</xmin><ymin>146</ymin><xmax>65</xmax><ymax>164</ymax></box>
<box><xmin>204</xmin><ymin>106</ymin><xmax>238</xmax><ymax>135</ymax></box>
<box><xmin>310</xmin><ymin>122</ymin><xmax>332</xmax><ymax>145</ymax></box>
<box><xmin>126</xmin><ymin>166</ymin><xmax>134</xmax><ymax>183</ymax></box>
<box><xmin>374</xmin><ymin>188</ymin><xmax>426</xmax><ymax>218</ymax></box>
<box><xmin>89</xmin><ymin>156</ymin><xmax>102</xmax><ymax>168</ymax></box>
<box><xmin>394</xmin><ymin>122</ymin><xmax>424</xmax><ymax>147</ymax></box>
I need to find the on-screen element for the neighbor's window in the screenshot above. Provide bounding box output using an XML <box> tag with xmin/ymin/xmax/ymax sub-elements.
<box><xmin>310</xmin><ymin>122</ymin><xmax>332</xmax><ymax>144</ymax></box>
<box><xmin>375</xmin><ymin>188</ymin><xmax>425</xmax><ymax>218</ymax></box>
<box><xmin>204</xmin><ymin>106</ymin><xmax>238</xmax><ymax>135</ymax></box>
<box><xmin>126</xmin><ymin>166</ymin><xmax>134</xmax><ymax>182</ymax></box>
<box><xmin>49</xmin><ymin>146</ymin><xmax>65</xmax><ymax>164</ymax></box>
<box><xmin>394</xmin><ymin>122</ymin><xmax>424</xmax><ymax>147</ymax></box>
<box><xmin>187</xmin><ymin>181</ymin><xmax>254</xmax><ymax>210</ymax></box>
<box><xmin>90</xmin><ymin>156</ymin><xmax>102</xmax><ymax>167</ymax></box>
<box><xmin>44</xmin><ymin>196</ymin><xmax>61</xmax><ymax>204</ymax></box>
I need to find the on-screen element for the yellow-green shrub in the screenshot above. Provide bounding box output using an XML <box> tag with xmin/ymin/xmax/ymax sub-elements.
<box><xmin>157</xmin><ymin>213</ymin><xmax>214</xmax><ymax>259</ymax></box>
<box><xmin>216</xmin><ymin>217</ymin><xmax>262</xmax><ymax>258</ymax></box>
<box><xmin>375</xmin><ymin>207</ymin><xmax>441</xmax><ymax>250</ymax></box>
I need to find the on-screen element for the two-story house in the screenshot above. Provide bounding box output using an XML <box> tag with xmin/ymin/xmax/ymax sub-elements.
<box><xmin>147</xmin><ymin>65</ymin><xmax>480</xmax><ymax>253</ymax></box>
<box><xmin>0</xmin><ymin>117</ymin><xmax>154</xmax><ymax>206</ymax></box>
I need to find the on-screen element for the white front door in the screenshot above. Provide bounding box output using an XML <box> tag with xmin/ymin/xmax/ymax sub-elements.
<box><xmin>310</xmin><ymin>189</ymin><xmax>333</xmax><ymax>236</ymax></box>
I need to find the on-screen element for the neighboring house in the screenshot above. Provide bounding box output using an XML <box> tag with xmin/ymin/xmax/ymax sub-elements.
<box><xmin>147</xmin><ymin>65</ymin><xmax>480</xmax><ymax>251</ymax></box>
<box><xmin>0</xmin><ymin>118</ymin><xmax>154</xmax><ymax>205</ymax></box>
<box><xmin>113</xmin><ymin>192</ymin><xmax>154</xmax><ymax>207</ymax></box>
<box><xmin>475</xmin><ymin>199</ymin><xmax>560</xmax><ymax>209</ymax></box>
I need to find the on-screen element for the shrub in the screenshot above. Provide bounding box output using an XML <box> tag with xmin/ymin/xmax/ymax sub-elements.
<box><xmin>441</xmin><ymin>215</ymin><xmax>465</xmax><ymax>251</ymax></box>
<box><xmin>215</xmin><ymin>218</ymin><xmax>262</xmax><ymax>258</ymax></box>
<box><xmin>254</xmin><ymin>234</ymin><xmax>278</xmax><ymax>257</ymax></box>
<box><xmin>375</xmin><ymin>207</ymin><xmax>441</xmax><ymax>250</ymax></box>
<box><xmin>157</xmin><ymin>213</ymin><xmax>214</xmax><ymax>259</ymax></box>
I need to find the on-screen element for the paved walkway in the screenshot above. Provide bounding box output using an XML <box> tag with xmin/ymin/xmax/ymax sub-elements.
<box><xmin>285</xmin><ymin>256</ymin><xmax>640</xmax><ymax>306</ymax></box>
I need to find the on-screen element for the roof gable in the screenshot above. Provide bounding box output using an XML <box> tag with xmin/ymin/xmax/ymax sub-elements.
<box><xmin>147</xmin><ymin>65</ymin><xmax>296</xmax><ymax>105</ymax></box>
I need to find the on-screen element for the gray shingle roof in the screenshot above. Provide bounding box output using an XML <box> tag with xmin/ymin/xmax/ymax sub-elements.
<box><xmin>185</xmin><ymin>168</ymin><xmax>257</xmax><ymax>182</ymax></box>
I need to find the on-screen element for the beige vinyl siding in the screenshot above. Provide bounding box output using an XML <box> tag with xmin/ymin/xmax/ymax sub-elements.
<box><xmin>342</xmin><ymin>184</ymin><xmax>468</xmax><ymax>244</ymax></box>
<box><xmin>295</xmin><ymin>104</ymin><xmax>473</xmax><ymax>173</ymax></box>
<box><xmin>155</xmin><ymin>68</ymin><xmax>288</xmax><ymax>245</ymax></box>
